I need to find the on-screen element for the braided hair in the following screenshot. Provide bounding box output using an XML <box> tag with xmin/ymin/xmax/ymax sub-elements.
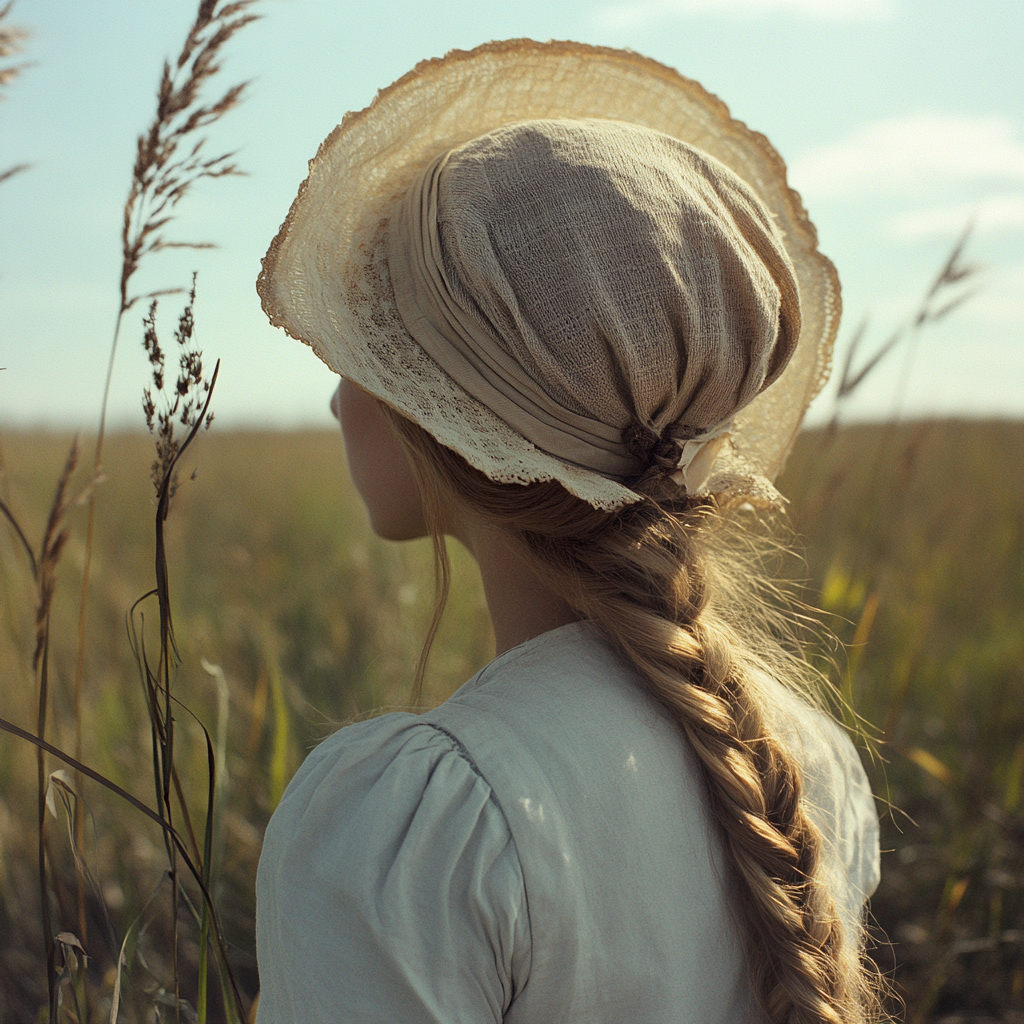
<box><xmin>382</xmin><ymin>402</ymin><xmax>886</xmax><ymax>1024</ymax></box>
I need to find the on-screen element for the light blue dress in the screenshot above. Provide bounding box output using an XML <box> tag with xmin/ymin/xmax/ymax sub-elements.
<box><xmin>256</xmin><ymin>622</ymin><xmax>879</xmax><ymax>1022</ymax></box>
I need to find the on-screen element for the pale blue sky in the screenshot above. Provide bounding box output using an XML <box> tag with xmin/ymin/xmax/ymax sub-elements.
<box><xmin>1</xmin><ymin>0</ymin><xmax>1021</xmax><ymax>430</ymax></box>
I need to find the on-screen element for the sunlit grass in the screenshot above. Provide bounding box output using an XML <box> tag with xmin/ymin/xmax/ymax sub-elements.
<box><xmin>780</xmin><ymin>419</ymin><xmax>1024</xmax><ymax>1020</ymax></box>
<box><xmin>1</xmin><ymin>420</ymin><xmax>1020</xmax><ymax>1020</ymax></box>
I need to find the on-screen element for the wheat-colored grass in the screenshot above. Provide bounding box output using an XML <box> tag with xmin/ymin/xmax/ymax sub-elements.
<box><xmin>1</xmin><ymin>422</ymin><xmax>1020</xmax><ymax>1020</ymax></box>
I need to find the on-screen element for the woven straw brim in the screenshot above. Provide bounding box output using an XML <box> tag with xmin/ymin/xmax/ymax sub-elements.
<box><xmin>258</xmin><ymin>39</ymin><xmax>840</xmax><ymax>510</ymax></box>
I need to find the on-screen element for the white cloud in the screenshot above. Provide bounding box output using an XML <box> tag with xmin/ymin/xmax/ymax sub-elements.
<box><xmin>891</xmin><ymin>194</ymin><xmax>1024</xmax><ymax>241</ymax></box>
<box><xmin>789</xmin><ymin>114</ymin><xmax>1024</xmax><ymax>199</ymax></box>
<box><xmin>593</xmin><ymin>0</ymin><xmax>894</xmax><ymax>30</ymax></box>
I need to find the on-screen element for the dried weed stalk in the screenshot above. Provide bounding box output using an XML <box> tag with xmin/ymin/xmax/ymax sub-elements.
<box><xmin>832</xmin><ymin>221</ymin><xmax>981</xmax><ymax>416</ymax></box>
<box><xmin>118</xmin><ymin>0</ymin><xmax>261</xmax><ymax>318</ymax></box>
<box><xmin>94</xmin><ymin>0</ymin><xmax>259</xmax><ymax>443</ymax></box>
<box><xmin>0</xmin><ymin>1</ymin><xmax>29</xmax><ymax>94</ymax></box>
<box><xmin>805</xmin><ymin>222</ymin><xmax>983</xmax><ymax>570</ymax></box>
<box><xmin>134</xmin><ymin>279</ymin><xmax>228</xmax><ymax>1021</ymax></box>
<box><xmin>33</xmin><ymin>443</ymin><xmax>78</xmax><ymax>670</ymax></box>
<box><xmin>35</xmin><ymin>442</ymin><xmax>80</xmax><ymax>1022</ymax></box>
<box><xmin>142</xmin><ymin>273</ymin><xmax>215</xmax><ymax>503</ymax></box>
<box><xmin>80</xmin><ymin>0</ymin><xmax>260</xmax><ymax>745</ymax></box>
<box><xmin>0</xmin><ymin>440</ymin><xmax>83</xmax><ymax>1019</ymax></box>
<box><xmin>80</xmin><ymin>0</ymin><xmax>260</xmax><ymax>598</ymax></box>
<box><xmin>0</xmin><ymin>0</ymin><xmax>31</xmax><ymax>185</ymax></box>
<box><xmin>69</xmin><ymin>3</ymin><xmax>257</xmax><ymax>1000</ymax></box>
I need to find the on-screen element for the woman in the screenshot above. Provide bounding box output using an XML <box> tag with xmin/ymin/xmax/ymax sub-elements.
<box><xmin>255</xmin><ymin>41</ymin><xmax>882</xmax><ymax>1023</ymax></box>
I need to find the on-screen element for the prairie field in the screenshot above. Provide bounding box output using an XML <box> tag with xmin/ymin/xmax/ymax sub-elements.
<box><xmin>0</xmin><ymin>419</ymin><xmax>1021</xmax><ymax>1022</ymax></box>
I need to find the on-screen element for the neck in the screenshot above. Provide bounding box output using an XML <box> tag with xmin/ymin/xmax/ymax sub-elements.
<box><xmin>467</xmin><ymin>527</ymin><xmax>582</xmax><ymax>657</ymax></box>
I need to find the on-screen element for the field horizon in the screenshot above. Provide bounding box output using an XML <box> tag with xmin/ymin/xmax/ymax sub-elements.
<box><xmin>1</xmin><ymin>417</ymin><xmax>1022</xmax><ymax>1021</ymax></box>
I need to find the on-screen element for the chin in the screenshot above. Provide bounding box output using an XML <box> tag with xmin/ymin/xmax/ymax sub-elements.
<box><xmin>367</xmin><ymin>512</ymin><xmax>430</xmax><ymax>543</ymax></box>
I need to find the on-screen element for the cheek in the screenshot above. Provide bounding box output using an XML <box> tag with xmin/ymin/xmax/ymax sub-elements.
<box><xmin>334</xmin><ymin>382</ymin><xmax>428</xmax><ymax>541</ymax></box>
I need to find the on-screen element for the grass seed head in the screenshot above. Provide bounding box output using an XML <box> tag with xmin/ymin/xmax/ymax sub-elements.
<box><xmin>0</xmin><ymin>1</ymin><xmax>32</xmax><ymax>185</ymax></box>
<box><xmin>0</xmin><ymin>1</ymin><xmax>29</xmax><ymax>92</ymax></box>
<box><xmin>119</xmin><ymin>0</ymin><xmax>261</xmax><ymax>313</ymax></box>
<box><xmin>143</xmin><ymin>275</ymin><xmax>214</xmax><ymax>502</ymax></box>
<box><xmin>32</xmin><ymin>439</ymin><xmax>79</xmax><ymax>669</ymax></box>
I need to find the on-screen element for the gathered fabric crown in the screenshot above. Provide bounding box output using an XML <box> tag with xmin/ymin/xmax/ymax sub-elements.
<box><xmin>386</xmin><ymin>118</ymin><xmax>802</xmax><ymax>496</ymax></box>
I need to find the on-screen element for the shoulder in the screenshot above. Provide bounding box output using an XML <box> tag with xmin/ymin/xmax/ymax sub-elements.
<box><xmin>261</xmin><ymin>711</ymin><xmax>519</xmax><ymax>890</ymax></box>
<box><xmin>257</xmin><ymin>712</ymin><xmax>530</xmax><ymax>1021</ymax></box>
<box><xmin>438</xmin><ymin>620</ymin><xmax>660</xmax><ymax>730</ymax></box>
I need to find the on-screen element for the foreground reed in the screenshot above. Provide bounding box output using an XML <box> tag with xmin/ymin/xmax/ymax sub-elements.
<box><xmin>0</xmin><ymin>1</ymin><xmax>31</xmax><ymax>186</ymax></box>
<box><xmin>1</xmin><ymin>1</ymin><xmax>260</xmax><ymax>1019</ymax></box>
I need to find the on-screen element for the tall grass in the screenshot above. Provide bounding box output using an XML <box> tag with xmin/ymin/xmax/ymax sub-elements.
<box><xmin>1</xmin><ymin>422</ymin><xmax>1020</xmax><ymax>1020</ymax></box>
<box><xmin>781</xmin><ymin>420</ymin><xmax>1023</xmax><ymax>1020</ymax></box>
<box><xmin>2</xmin><ymin>1</ymin><xmax>261</xmax><ymax>1019</ymax></box>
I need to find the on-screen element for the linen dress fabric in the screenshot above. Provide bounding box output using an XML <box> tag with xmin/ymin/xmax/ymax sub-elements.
<box><xmin>256</xmin><ymin>623</ymin><xmax>880</xmax><ymax>1022</ymax></box>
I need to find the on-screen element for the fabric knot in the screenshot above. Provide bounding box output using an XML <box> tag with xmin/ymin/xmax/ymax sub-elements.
<box><xmin>651</xmin><ymin>432</ymin><xmax>688</xmax><ymax>471</ymax></box>
<box><xmin>624</xmin><ymin>419</ymin><xmax>734</xmax><ymax>495</ymax></box>
<box><xmin>624</xmin><ymin>419</ymin><xmax>702</xmax><ymax>478</ymax></box>
<box><xmin>622</xmin><ymin>421</ymin><xmax>660</xmax><ymax>464</ymax></box>
<box><xmin>665</xmin><ymin>419</ymin><xmax>734</xmax><ymax>494</ymax></box>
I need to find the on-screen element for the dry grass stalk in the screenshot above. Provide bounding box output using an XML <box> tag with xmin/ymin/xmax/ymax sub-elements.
<box><xmin>67</xmin><ymin>5</ymin><xmax>258</xmax><ymax>1007</ymax></box>
<box><xmin>0</xmin><ymin>487</ymin><xmax>37</xmax><ymax>576</ymax></box>
<box><xmin>132</xmin><ymin>280</ymin><xmax>228</xmax><ymax>1020</ymax></box>
<box><xmin>77</xmin><ymin>0</ymin><xmax>260</xmax><ymax>708</ymax></box>
<box><xmin>118</xmin><ymin>0</ymin><xmax>261</xmax><ymax>318</ymax></box>
<box><xmin>143</xmin><ymin>273</ymin><xmax>215</xmax><ymax>503</ymax></box>
<box><xmin>0</xmin><ymin>161</ymin><xmax>29</xmax><ymax>186</ymax></box>
<box><xmin>0</xmin><ymin>1</ymin><xmax>29</xmax><ymax>92</ymax></box>
<box><xmin>36</xmin><ymin>443</ymin><xmax>79</xmax><ymax>1021</ymax></box>
<box><xmin>804</xmin><ymin>222</ymin><xmax>983</xmax><ymax>538</ymax></box>
<box><xmin>33</xmin><ymin>442</ymin><xmax>78</xmax><ymax>670</ymax></box>
<box><xmin>833</xmin><ymin>220</ymin><xmax>981</xmax><ymax>413</ymax></box>
<box><xmin>91</xmin><ymin>0</ymin><xmax>260</xmax><ymax>455</ymax></box>
<box><xmin>0</xmin><ymin>0</ymin><xmax>31</xmax><ymax>185</ymax></box>
<box><xmin>0</xmin><ymin>439</ymin><xmax>84</xmax><ymax>1020</ymax></box>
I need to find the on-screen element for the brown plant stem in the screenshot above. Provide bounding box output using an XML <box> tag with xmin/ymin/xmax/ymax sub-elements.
<box><xmin>69</xmin><ymin>0</ymin><xmax>258</xmax><ymax>990</ymax></box>
<box><xmin>134</xmin><ymin>353</ymin><xmax>220</xmax><ymax>1018</ymax></box>
<box><xmin>36</xmin><ymin>617</ymin><xmax>55</xmax><ymax>1020</ymax></box>
<box><xmin>20</xmin><ymin>438</ymin><xmax>79</xmax><ymax>1024</ymax></box>
<box><xmin>0</xmin><ymin>714</ymin><xmax>248</xmax><ymax>1019</ymax></box>
<box><xmin>0</xmin><ymin>495</ymin><xmax>36</xmax><ymax>574</ymax></box>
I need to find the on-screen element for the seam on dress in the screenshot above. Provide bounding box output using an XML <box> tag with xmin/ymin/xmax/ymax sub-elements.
<box><xmin>424</xmin><ymin>722</ymin><xmax>486</xmax><ymax>777</ymax></box>
<box><xmin>421</xmin><ymin>719</ymin><xmax>536</xmax><ymax>1008</ymax></box>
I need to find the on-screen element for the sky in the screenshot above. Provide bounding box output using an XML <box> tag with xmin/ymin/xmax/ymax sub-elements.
<box><xmin>1</xmin><ymin>0</ymin><xmax>1021</xmax><ymax>431</ymax></box>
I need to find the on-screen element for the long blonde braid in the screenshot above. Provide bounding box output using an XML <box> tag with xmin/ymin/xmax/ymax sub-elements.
<box><xmin>382</xmin><ymin>406</ymin><xmax>883</xmax><ymax>1023</ymax></box>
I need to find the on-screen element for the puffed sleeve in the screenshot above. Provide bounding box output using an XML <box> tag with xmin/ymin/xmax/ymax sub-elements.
<box><xmin>255</xmin><ymin>713</ymin><xmax>531</xmax><ymax>1022</ymax></box>
<box><xmin>765</xmin><ymin>680</ymin><xmax>880</xmax><ymax>947</ymax></box>
<box><xmin>789</xmin><ymin>708</ymin><xmax>881</xmax><ymax>941</ymax></box>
